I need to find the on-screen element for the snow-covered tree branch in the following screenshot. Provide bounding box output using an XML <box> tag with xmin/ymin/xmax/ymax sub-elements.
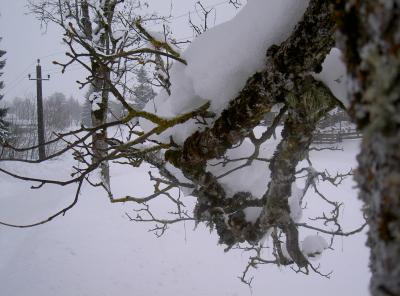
<box><xmin>2</xmin><ymin>1</ymin><xmax>397</xmax><ymax>294</ymax></box>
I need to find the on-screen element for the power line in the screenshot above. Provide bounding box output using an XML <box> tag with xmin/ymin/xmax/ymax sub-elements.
<box><xmin>38</xmin><ymin>51</ymin><xmax>66</xmax><ymax>59</ymax></box>
<box><xmin>3</xmin><ymin>51</ymin><xmax>66</xmax><ymax>97</ymax></box>
<box><xmin>45</xmin><ymin>65</ymin><xmax>82</xmax><ymax>74</ymax></box>
<box><xmin>167</xmin><ymin>0</ymin><xmax>233</xmax><ymax>22</ymax></box>
<box><xmin>144</xmin><ymin>0</ymin><xmax>234</xmax><ymax>32</ymax></box>
<box><xmin>146</xmin><ymin>0</ymin><xmax>241</xmax><ymax>43</ymax></box>
<box><xmin>3</xmin><ymin>62</ymin><xmax>35</xmax><ymax>96</ymax></box>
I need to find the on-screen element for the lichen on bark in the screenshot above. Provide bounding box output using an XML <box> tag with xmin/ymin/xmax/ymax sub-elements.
<box><xmin>164</xmin><ymin>0</ymin><xmax>339</xmax><ymax>268</ymax></box>
<box><xmin>335</xmin><ymin>1</ymin><xmax>400</xmax><ymax>295</ymax></box>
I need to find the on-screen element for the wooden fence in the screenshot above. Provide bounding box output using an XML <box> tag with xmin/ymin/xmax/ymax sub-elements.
<box><xmin>313</xmin><ymin>129</ymin><xmax>362</xmax><ymax>144</ymax></box>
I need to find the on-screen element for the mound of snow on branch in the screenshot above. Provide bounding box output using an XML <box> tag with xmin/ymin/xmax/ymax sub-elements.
<box><xmin>141</xmin><ymin>0</ymin><xmax>310</xmax><ymax>144</ymax></box>
<box><xmin>288</xmin><ymin>182</ymin><xmax>303</xmax><ymax>222</ymax></box>
<box><xmin>301</xmin><ymin>235</ymin><xmax>329</xmax><ymax>260</ymax></box>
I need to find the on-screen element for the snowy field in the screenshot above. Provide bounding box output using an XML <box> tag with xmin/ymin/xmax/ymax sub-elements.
<box><xmin>0</xmin><ymin>138</ymin><xmax>369</xmax><ymax>296</ymax></box>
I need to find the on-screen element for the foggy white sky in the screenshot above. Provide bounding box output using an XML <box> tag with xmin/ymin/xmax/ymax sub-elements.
<box><xmin>0</xmin><ymin>0</ymin><xmax>239</xmax><ymax>106</ymax></box>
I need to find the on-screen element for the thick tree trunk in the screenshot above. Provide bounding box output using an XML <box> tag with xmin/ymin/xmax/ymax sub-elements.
<box><xmin>336</xmin><ymin>2</ymin><xmax>400</xmax><ymax>295</ymax></box>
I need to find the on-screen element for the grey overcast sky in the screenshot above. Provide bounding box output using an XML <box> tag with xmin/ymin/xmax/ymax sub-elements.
<box><xmin>0</xmin><ymin>0</ymin><xmax>240</xmax><ymax>105</ymax></box>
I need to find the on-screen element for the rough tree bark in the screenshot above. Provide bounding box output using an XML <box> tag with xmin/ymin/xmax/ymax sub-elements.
<box><xmin>336</xmin><ymin>1</ymin><xmax>400</xmax><ymax>296</ymax></box>
<box><xmin>166</xmin><ymin>0</ymin><xmax>339</xmax><ymax>267</ymax></box>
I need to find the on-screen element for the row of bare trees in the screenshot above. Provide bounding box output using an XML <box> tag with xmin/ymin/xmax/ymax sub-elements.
<box><xmin>9</xmin><ymin>92</ymin><xmax>81</xmax><ymax>128</ymax></box>
<box><xmin>1</xmin><ymin>92</ymin><xmax>80</xmax><ymax>160</ymax></box>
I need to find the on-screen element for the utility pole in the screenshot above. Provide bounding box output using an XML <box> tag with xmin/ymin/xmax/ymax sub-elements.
<box><xmin>29</xmin><ymin>59</ymin><xmax>50</xmax><ymax>160</ymax></box>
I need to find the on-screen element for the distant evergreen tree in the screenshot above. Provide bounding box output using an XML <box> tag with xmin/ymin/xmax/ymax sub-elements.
<box><xmin>108</xmin><ymin>100</ymin><xmax>124</xmax><ymax>121</ymax></box>
<box><xmin>81</xmin><ymin>98</ymin><xmax>92</xmax><ymax>127</ymax></box>
<box><xmin>68</xmin><ymin>96</ymin><xmax>82</xmax><ymax>126</ymax></box>
<box><xmin>45</xmin><ymin>92</ymin><xmax>69</xmax><ymax>130</ymax></box>
<box><xmin>132</xmin><ymin>67</ymin><xmax>156</xmax><ymax>110</ymax></box>
<box><xmin>0</xmin><ymin>37</ymin><xmax>8</xmax><ymax>142</ymax></box>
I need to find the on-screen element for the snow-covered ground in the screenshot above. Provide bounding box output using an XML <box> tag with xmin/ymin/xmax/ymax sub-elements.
<box><xmin>0</xmin><ymin>139</ymin><xmax>370</xmax><ymax>296</ymax></box>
